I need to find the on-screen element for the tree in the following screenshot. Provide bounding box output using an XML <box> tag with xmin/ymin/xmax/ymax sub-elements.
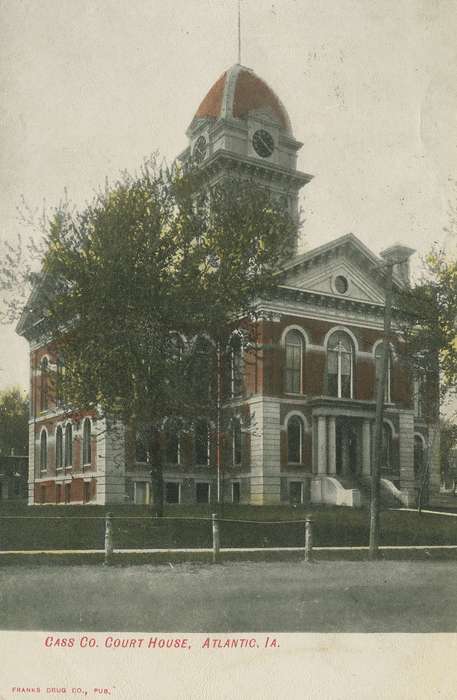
<box><xmin>0</xmin><ymin>387</ymin><xmax>29</xmax><ymax>457</ymax></box>
<box><xmin>16</xmin><ymin>158</ymin><xmax>295</xmax><ymax>513</ymax></box>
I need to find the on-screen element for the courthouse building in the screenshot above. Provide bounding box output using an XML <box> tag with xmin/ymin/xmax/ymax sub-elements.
<box><xmin>17</xmin><ymin>63</ymin><xmax>440</xmax><ymax>507</ymax></box>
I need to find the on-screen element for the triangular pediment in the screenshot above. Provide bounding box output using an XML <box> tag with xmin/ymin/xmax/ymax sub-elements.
<box><xmin>280</xmin><ymin>234</ymin><xmax>388</xmax><ymax>305</ymax></box>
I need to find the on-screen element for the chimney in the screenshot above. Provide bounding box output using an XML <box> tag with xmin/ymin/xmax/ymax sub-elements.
<box><xmin>380</xmin><ymin>243</ymin><xmax>415</xmax><ymax>285</ymax></box>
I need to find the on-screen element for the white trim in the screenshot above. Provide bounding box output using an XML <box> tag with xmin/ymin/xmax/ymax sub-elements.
<box><xmin>383</xmin><ymin>419</ymin><xmax>397</xmax><ymax>439</ymax></box>
<box><xmin>414</xmin><ymin>432</ymin><xmax>427</xmax><ymax>448</ymax></box>
<box><xmin>282</xmin><ymin>410</ymin><xmax>309</xmax><ymax>432</ymax></box>
<box><xmin>323</xmin><ymin>325</ymin><xmax>359</xmax><ymax>353</ymax></box>
<box><xmin>280</xmin><ymin>324</ymin><xmax>310</xmax><ymax>347</ymax></box>
<box><xmin>285</xmin><ymin>413</ymin><xmax>305</xmax><ymax>464</ymax></box>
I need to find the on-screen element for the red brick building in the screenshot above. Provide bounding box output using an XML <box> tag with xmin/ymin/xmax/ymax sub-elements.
<box><xmin>17</xmin><ymin>63</ymin><xmax>440</xmax><ymax>507</ymax></box>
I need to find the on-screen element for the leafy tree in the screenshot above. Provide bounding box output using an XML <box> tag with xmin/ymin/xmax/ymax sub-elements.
<box><xmin>16</xmin><ymin>158</ymin><xmax>295</xmax><ymax>512</ymax></box>
<box><xmin>0</xmin><ymin>387</ymin><xmax>29</xmax><ymax>456</ymax></box>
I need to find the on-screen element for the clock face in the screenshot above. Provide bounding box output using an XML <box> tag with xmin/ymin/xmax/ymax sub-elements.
<box><xmin>252</xmin><ymin>129</ymin><xmax>274</xmax><ymax>158</ymax></box>
<box><xmin>193</xmin><ymin>135</ymin><xmax>207</xmax><ymax>163</ymax></box>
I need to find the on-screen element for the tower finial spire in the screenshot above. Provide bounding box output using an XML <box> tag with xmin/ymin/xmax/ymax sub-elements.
<box><xmin>238</xmin><ymin>0</ymin><xmax>241</xmax><ymax>64</ymax></box>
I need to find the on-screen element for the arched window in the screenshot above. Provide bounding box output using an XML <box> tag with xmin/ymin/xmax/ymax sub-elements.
<box><xmin>413</xmin><ymin>370</ymin><xmax>426</xmax><ymax>418</ymax></box>
<box><xmin>375</xmin><ymin>344</ymin><xmax>392</xmax><ymax>402</ymax></box>
<box><xmin>287</xmin><ymin>415</ymin><xmax>304</xmax><ymax>464</ymax></box>
<box><xmin>229</xmin><ymin>334</ymin><xmax>243</xmax><ymax>397</ymax></box>
<box><xmin>166</xmin><ymin>426</ymin><xmax>181</xmax><ymax>465</ymax></box>
<box><xmin>64</xmin><ymin>423</ymin><xmax>73</xmax><ymax>468</ymax></box>
<box><xmin>192</xmin><ymin>336</ymin><xmax>215</xmax><ymax>405</ymax></box>
<box><xmin>55</xmin><ymin>426</ymin><xmax>63</xmax><ymax>470</ymax></box>
<box><xmin>414</xmin><ymin>435</ymin><xmax>425</xmax><ymax>476</ymax></box>
<box><xmin>40</xmin><ymin>357</ymin><xmax>49</xmax><ymax>411</ymax></box>
<box><xmin>327</xmin><ymin>331</ymin><xmax>354</xmax><ymax>398</ymax></box>
<box><xmin>232</xmin><ymin>417</ymin><xmax>242</xmax><ymax>466</ymax></box>
<box><xmin>381</xmin><ymin>423</ymin><xmax>392</xmax><ymax>470</ymax></box>
<box><xmin>83</xmin><ymin>418</ymin><xmax>92</xmax><ymax>465</ymax></box>
<box><xmin>285</xmin><ymin>330</ymin><xmax>303</xmax><ymax>394</ymax></box>
<box><xmin>40</xmin><ymin>430</ymin><xmax>47</xmax><ymax>471</ymax></box>
<box><xmin>195</xmin><ymin>419</ymin><xmax>209</xmax><ymax>465</ymax></box>
<box><xmin>56</xmin><ymin>357</ymin><xmax>65</xmax><ymax>406</ymax></box>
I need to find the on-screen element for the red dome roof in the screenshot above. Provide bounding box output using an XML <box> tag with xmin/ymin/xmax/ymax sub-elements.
<box><xmin>193</xmin><ymin>64</ymin><xmax>292</xmax><ymax>135</ymax></box>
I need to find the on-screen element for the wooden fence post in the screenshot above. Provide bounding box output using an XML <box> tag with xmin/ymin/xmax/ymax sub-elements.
<box><xmin>104</xmin><ymin>512</ymin><xmax>114</xmax><ymax>566</ymax></box>
<box><xmin>212</xmin><ymin>512</ymin><xmax>220</xmax><ymax>564</ymax></box>
<box><xmin>304</xmin><ymin>516</ymin><xmax>313</xmax><ymax>563</ymax></box>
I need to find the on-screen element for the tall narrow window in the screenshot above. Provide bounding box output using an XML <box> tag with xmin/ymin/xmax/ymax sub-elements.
<box><xmin>40</xmin><ymin>357</ymin><xmax>49</xmax><ymax>411</ymax></box>
<box><xmin>375</xmin><ymin>344</ymin><xmax>392</xmax><ymax>402</ymax></box>
<box><xmin>195</xmin><ymin>419</ymin><xmax>209</xmax><ymax>465</ymax></box>
<box><xmin>64</xmin><ymin>423</ymin><xmax>73</xmax><ymax>468</ymax></box>
<box><xmin>285</xmin><ymin>330</ymin><xmax>303</xmax><ymax>394</ymax></box>
<box><xmin>193</xmin><ymin>336</ymin><xmax>215</xmax><ymax>405</ymax></box>
<box><xmin>287</xmin><ymin>416</ymin><xmax>304</xmax><ymax>464</ymax></box>
<box><xmin>413</xmin><ymin>370</ymin><xmax>426</xmax><ymax>418</ymax></box>
<box><xmin>327</xmin><ymin>331</ymin><xmax>353</xmax><ymax>398</ymax></box>
<box><xmin>55</xmin><ymin>426</ymin><xmax>63</xmax><ymax>470</ymax></box>
<box><xmin>167</xmin><ymin>431</ymin><xmax>181</xmax><ymax>465</ymax></box>
<box><xmin>232</xmin><ymin>417</ymin><xmax>242</xmax><ymax>466</ymax></box>
<box><xmin>40</xmin><ymin>430</ymin><xmax>47</xmax><ymax>471</ymax></box>
<box><xmin>230</xmin><ymin>334</ymin><xmax>243</xmax><ymax>397</ymax></box>
<box><xmin>83</xmin><ymin>418</ymin><xmax>92</xmax><ymax>465</ymax></box>
<box><xmin>381</xmin><ymin>423</ymin><xmax>392</xmax><ymax>470</ymax></box>
<box><xmin>414</xmin><ymin>436</ymin><xmax>425</xmax><ymax>476</ymax></box>
<box><xmin>56</xmin><ymin>357</ymin><xmax>64</xmax><ymax>407</ymax></box>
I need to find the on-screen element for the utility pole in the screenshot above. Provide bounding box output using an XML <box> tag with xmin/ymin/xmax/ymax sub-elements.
<box><xmin>369</xmin><ymin>260</ymin><xmax>394</xmax><ymax>560</ymax></box>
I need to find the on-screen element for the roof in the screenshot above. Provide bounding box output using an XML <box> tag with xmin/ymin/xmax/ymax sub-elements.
<box><xmin>193</xmin><ymin>64</ymin><xmax>293</xmax><ymax>135</ymax></box>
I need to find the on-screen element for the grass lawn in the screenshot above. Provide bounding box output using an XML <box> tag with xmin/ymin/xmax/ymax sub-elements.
<box><xmin>0</xmin><ymin>502</ymin><xmax>456</xmax><ymax>551</ymax></box>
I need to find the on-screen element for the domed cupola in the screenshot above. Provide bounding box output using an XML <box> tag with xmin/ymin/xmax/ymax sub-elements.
<box><xmin>192</xmin><ymin>64</ymin><xmax>293</xmax><ymax>137</ymax></box>
<box><xmin>178</xmin><ymin>63</ymin><xmax>312</xmax><ymax>242</ymax></box>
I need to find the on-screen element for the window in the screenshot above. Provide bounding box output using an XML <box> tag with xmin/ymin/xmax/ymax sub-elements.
<box><xmin>65</xmin><ymin>483</ymin><xmax>71</xmax><ymax>504</ymax></box>
<box><xmin>83</xmin><ymin>418</ymin><xmax>92</xmax><ymax>465</ymax></box>
<box><xmin>195</xmin><ymin>419</ymin><xmax>209</xmax><ymax>465</ymax></box>
<box><xmin>285</xmin><ymin>330</ymin><xmax>303</xmax><ymax>394</ymax></box>
<box><xmin>192</xmin><ymin>336</ymin><xmax>215</xmax><ymax>404</ymax></box>
<box><xmin>165</xmin><ymin>482</ymin><xmax>180</xmax><ymax>504</ymax></box>
<box><xmin>287</xmin><ymin>416</ymin><xmax>304</xmax><ymax>464</ymax></box>
<box><xmin>289</xmin><ymin>481</ymin><xmax>303</xmax><ymax>505</ymax></box>
<box><xmin>232</xmin><ymin>417</ymin><xmax>242</xmax><ymax>466</ymax></box>
<box><xmin>167</xmin><ymin>431</ymin><xmax>181</xmax><ymax>465</ymax></box>
<box><xmin>232</xmin><ymin>482</ymin><xmax>241</xmax><ymax>504</ymax></box>
<box><xmin>381</xmin><ymin>423</ymin><xmax>393</xmax><ymax>470</ymax></box>
<box><xmin>413</xmin><ymin>370</ymin><xmax>426</xmax><ymax>418</ymax></box>
<box><xmin>196</xmin><ymin>482</ymin><xmax>210</xmax><ymax>504</ymax></box>
<box><xmin>327</xmin><ymin>331</ymin><xmax>354</xmax><ymax>398</ymax></box>
<box><xmin>334</xmin><ymin>275</ymin><xmax>349</xmax><ymax>294</ymax></box>
<box><xmin>64</xmin><ymin>424</ymin><xmax>73</xmax><ymax>468</ymax></box>
<box><xmin>134</xmin><ymin>481</ymin><xmax>148</xmax><ymax>505</ymax></box>
<box><xmin>56</xmin><ymin>483</ymin><xmax>62</xmax><ymax>503</ymax></box>
<box><xmin>83</xmin><ymin>481</ymin><xmax>91</xmax><ymax>503</ymax></box>
<box><xmin>56</xmin><ymin>426</ymin><xmax>63</xmax><ymax>470</ymax></box>
<box><xmin>40</xmin><ymin>430</ymin><xmax>47</xmax><ymax>471</ymax></box>
<box><xmin>135</xmin><ymin>433</ymin><xmax>148</xmax><ymax>463</ymax></box>
<box><xmin>375</xmin><ymin>344</ymin><xmax>392</xmax><ymax>402</ymax></box>
<box><xmin>414</xmin><ymin>436</ymin><xmax>425</xmax><ymax>476</ymax></box>
<box><xmin>40</xmin><ymin>357</ymin><xmax>49</xmax><ymax>411</ymax></box>
<box><xmin>229</xmin><ymin>334</ymin><xmax>243</xmax><ymax>397</ymax></box>
<box><xmin>56</xmin><ymin>357</ymin><xmax>64</xmax><ymax>406</ymax></box>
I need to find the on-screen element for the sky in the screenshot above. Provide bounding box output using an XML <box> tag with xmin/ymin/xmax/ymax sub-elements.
<box><xmin>1</xmin><ymin>0</ymin><xmax>457</xmax><ymax>393</ymax></box>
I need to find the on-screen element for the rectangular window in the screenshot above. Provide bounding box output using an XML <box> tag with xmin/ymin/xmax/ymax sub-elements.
<box><xmin>83</xmin><ymin>481</ymin><xmax>91</xmax><ymax>503</ymax></box>
<box><xmin>232</xmin><ymin>481</ymin><xmax>240</xmax><ymax>504</ymax></box>
<box><xmin>196</xmin><ymin>482</ymin><xmax>210</xmax><ymax>504</ymax></box>
<box><xmin>285</xmin><ymin>345</ymin><xmax>301</xmax><ymax>393</ymax></box>
<box><xmin>289</xmin><ymin>481</ymin><xmax>303</xmax><ymax>505</ymax></box>
<box><xmin>165</xmin><ymin>482</ymin><xmax>180</xmax><ymax>504</ymax></box>
<box><xmin>134</xmin><ymin>481</ymin><xmax>148</xmax><ymax>505</ymax></box>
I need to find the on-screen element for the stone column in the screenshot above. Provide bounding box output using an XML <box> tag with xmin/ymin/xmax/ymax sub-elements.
<box><xmin>362</xmin><ymin>419</ymin><xmax>371</xmax><ymax>476</ymax></box>
<box><xmin>317</xmin><ymin>416</ymin><xmax>327</xmax><ymax>475</ymax></box>
<box><xmin>328</xmin><ymin>417</ymin><xmax>337</xmax><ymax>475</ymax></box>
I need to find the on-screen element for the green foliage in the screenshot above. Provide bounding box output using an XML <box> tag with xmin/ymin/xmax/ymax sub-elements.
<box><xmin>398</xmin><ymin>246</ymin><xmax>457</xmax><ymax>401</ymax></box>
<box><xmin>0</xmin><ymin>386</ymin><xmax>29</xmax><ymax>456</ymax></box>
<box><xmin>30</xmin><ymin>158</ymin><xmax>295</xmax><ymax>429</ymax></box>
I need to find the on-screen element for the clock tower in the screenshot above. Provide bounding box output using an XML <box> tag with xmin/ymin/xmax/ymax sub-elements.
<box><xmin>178</xmin><ymin>63</ymin><xmax>313</xmax><ymax>255</ymax></box>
